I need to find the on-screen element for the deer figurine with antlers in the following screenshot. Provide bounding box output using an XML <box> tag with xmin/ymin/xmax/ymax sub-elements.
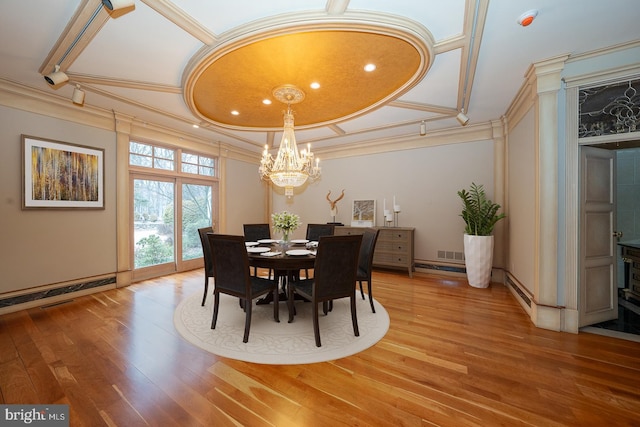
<box><xmin>326</xmin><ymin>189</ymin><xmax>345</xmax><ymax>221</ymax></box>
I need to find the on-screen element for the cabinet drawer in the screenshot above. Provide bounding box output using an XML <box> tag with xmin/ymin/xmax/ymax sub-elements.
<box><xmin>374</xmin><ymin>253</ymin><xmax>410</xmax><ymax>266</ymax></box>
<box><xmin>379</xmin><ymin>229</ymin><xmax>410</xmax><ymax>241</ymax></box>
<box><xmin>334</xmin><ymin>227</ymin><xmax>364</xmax><ymax>236</ymax></box>
<box><xmin>376</xmin><ymin>240</ymin><xmax>409</xmax><ymax>253</ymax></box>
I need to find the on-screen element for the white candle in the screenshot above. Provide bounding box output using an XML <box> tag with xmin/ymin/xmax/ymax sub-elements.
<box><xmin>393</xmin><ymin>195</ymin><xmax>396</xmax><ymax>206</ymax></box>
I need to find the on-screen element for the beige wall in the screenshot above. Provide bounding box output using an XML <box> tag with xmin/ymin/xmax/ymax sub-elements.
<box><xmin>0</xmin><ymin>94</ymin><xmax>502</xmax><ymax>303</ymax></box>
<box><xmin>271</xmin><ymin>138</ymin><xmax>497</xmax><ymax>264</ymax></box>
<box><xmin>0</xmin><ymin>105</ymin><xmax>117</xmax><ymax>292</ymax></box>
<box><xmin>224</xmin><ymin>157</ymin><xmax>270</xmax><ymax>236</ymax></box>
<box><xmin>507</xmin><ymin>107</ymin><xmax>536</xmax><ymax>294</ymax></box>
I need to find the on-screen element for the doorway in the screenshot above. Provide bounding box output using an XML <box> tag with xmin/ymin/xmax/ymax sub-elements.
<box><xmin>583</xmin><ymin>143</ymin><xmax>640</xmax><ymax>338</ymax></box>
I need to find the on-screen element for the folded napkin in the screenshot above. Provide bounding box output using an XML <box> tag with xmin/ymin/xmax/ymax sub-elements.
<box><xmin>261</xmin><ymin>251</ymin><xmax>282</xmax><ymax>257</ymax></box>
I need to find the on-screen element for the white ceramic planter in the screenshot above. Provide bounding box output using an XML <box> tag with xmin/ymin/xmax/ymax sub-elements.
<box><xmin>463</xmin><ymin>234</ymin><xmax>494</xmax><ymax>288</ymax></box>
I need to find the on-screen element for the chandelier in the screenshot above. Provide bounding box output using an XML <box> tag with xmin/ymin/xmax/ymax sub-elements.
<box><xmin>259</xmin><ymin>85</ymin><xmax>321</xmax><ymax>197</ymax></box>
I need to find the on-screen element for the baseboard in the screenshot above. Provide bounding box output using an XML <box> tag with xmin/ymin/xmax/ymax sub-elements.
<box><xmin>0</xmin><ymin>274</ymin><xmax>117</xmax><ymax>315</ymax></box>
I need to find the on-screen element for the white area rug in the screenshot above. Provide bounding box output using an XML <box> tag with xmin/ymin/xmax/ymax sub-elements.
<box><xmin>174</xmin><ymin>291</ymin><xmax>389</xmax><ymax>364</ymax></box>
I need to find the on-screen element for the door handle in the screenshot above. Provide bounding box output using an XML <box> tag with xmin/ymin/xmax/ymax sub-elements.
<box><xmin>613</xmin><ymin>231</ymin><xmax>623</xmax><ymax>239</ymax></box>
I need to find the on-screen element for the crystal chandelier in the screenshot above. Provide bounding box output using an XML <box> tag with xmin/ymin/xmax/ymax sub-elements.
<box><xmin>259</xmin><ymin>85</ymin><xmax>320</xmax><ymax>197</ymax></box>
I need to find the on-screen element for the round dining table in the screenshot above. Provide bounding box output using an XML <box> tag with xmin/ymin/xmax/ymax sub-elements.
<box><xmin>247</xmin><ymin>242</ymin><xmax>316</xmax><ymax>305</ymax></box>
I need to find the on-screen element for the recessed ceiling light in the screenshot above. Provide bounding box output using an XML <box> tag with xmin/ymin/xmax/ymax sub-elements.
<box><xmin>192</xmin><ymin>124</ymin><xmax>199</xmax><ymax>128</ymax></box>
<box><xmin>364</xmin><ymin>63</ymin><xmax>376</xmax><ymax>72</ymax></box>
<box><xmin>310</xmin><ymin>82</ymin><xmax>320</xmax><ymax>89</ymax></box>
<box><xmin>262</xmin><ymin>99</ymin><xmax>272</xmax><ymax>105</ymax></box>
<box><xmin>231</xmin><ymin>110</ymin><xmax>239</xmax><ymax>115</ymax></box>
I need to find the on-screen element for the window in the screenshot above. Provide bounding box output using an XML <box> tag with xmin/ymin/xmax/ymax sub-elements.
<box><xmin>129</xmin><ymin>141</ymin><xmax>175</xmax><ymax>171</ymax></box>
<box><xmin>129</xmin><ymin>141</ymin><xmax>217</xmax><ymax>280</ymax></box>
<box><xmin>182</xmin><ymin>152</ymin><xmax>215</xmax><ymax>177</ymax></box>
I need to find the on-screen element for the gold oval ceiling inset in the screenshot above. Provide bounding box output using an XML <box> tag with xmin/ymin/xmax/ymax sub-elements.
<box><xmin>184</xmin><ymin>16</ymin><xmax>434</xmax><ymax>131</ymax></box>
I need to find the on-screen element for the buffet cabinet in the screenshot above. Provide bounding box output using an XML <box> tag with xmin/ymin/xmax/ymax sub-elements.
<box><xmin>334</xmin><ymin>226</ymin><xmax>415</xmax><ymax>277</ymax></box>
<box><xmin>621</xmin><ymin>244</ymin><xmax>640</xmax><ymax>299</ymax></box>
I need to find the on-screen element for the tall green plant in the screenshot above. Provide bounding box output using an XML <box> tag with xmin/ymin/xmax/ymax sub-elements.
<box><xmin>457</xmin><ymin>182</ymin><xmax>506</xmax><ymax>236</ymax></box>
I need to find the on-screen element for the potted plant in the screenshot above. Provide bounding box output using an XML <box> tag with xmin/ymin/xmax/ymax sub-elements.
<box><xmin>457</xmin><ymin>182</ymin><xmax>506</xmax><ymax>288</ymax></box>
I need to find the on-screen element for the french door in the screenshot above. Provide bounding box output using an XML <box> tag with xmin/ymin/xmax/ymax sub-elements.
<box><xmin>131</xmin><ymin>174</ymin><xmax>215</xmax><ymax>281</ymax></box>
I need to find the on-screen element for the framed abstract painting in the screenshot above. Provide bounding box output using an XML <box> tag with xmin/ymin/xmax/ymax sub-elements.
<box><xmin>351</xmin><ymin>199</ymin><xmax>376</xmax><ymax>227</ymax></box>
<box><xmin>22</xmin><ymin>135</ymin><xmax>104</xmax><ymax>209</ymax></box>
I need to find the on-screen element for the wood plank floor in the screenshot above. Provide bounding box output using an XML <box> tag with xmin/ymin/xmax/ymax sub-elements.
<box><xmin>1</xmin><ymin>269</ymin><xmax>639</xmax><ymax>426</ymax></box>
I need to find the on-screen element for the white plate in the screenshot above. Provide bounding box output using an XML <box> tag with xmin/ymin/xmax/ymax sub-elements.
<box><xmin>257</xmin><ymin>239</ymin><xmax>278</xmax><ymax>244</ymax></box>
<box><xmin>261</xmin><ymin>251</ymin><xmax>282</xmax><ymax>257</ymax></box>
<box><xmin>245</xmin><ymin>241</ymin><xmax>259</xmax><ymax>247</ymax></box>
<box><xmin>286</xmin><ymin>249</ymin><xmax>312</xmax><ymax>256</ymax></box>
<box><xmin>290</xmin><ymin>239</ymin><xmax>309</xmax><ymax>244</ymax></box>
<box><xmin>247</xmin><ymin>247</ymin><xmax>270</xmax><ymax>253</ymax></box>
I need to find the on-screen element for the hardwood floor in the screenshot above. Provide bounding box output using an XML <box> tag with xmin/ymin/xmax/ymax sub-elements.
<box><xmin>1</xmin><ymin>269</ymin><xmax>639</xmax><ymax>426</ymax></box>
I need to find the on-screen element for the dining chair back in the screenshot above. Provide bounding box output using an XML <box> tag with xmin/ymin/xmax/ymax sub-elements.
<box><xmin>243</xmin><ymin>223</ymin><xmax>273</xmax><ymax>278</ymax></box>
<box><xmin>243</xmin><ymin>223</ymin><xmax>271</xmax><ymax>242</ymax></box>
<box><xmin>287</xmin><ymin>234</ymin><xmax>362</xmax><ymax>347</ymax></box>
<box><xmin>302</xmin><ymin>223</ymin><xmax>335</xmax><ymax>278</ymax></box>
<box><xmin>207</xmin><ymin>234</ymin><xmax>279</xmax><ymax>343</ymax></box>
<box><xmin>305</xmin><ymin>223</ymin><xmax>335</xmax><ymax>241</ymax></box>
<box><xmin>356</xmin><ymin>228</ymin><xmax>380</xmax><ymax>313</ymax></box>
<box><xmin>197</xmin><ymin>226</ymin><xmax>214</xmax><ymax>306</ymax></box>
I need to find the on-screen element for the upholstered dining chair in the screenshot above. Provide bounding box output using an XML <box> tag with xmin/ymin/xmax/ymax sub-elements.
<box><xmin>303</xmin><ymin>223</ymin><xmax>335</xmax><ymax>279</ymax></box>
<box><xmin>305</xmin><ymin>223</ymin><xmax>335</xmax><ymax>241</ymax></box>
<box><xmin>287</xmin><ymin>234</ymin><xmax>362</xmax><ymax>347</ymax></box>
<box><xmin>207</xmin><ymin>233</ymin><xmax>279</xmax><ymax>343</ymax></box>
<box><xmin>197</xmin><ymin>226</ymin><xmax>214</xmax><ymax>306</ymax></box>
<box><xmin>243</xmin><ymin>223</ymin><xmax>273</xmax><ymax>278</ymax></box>
<box><xmin>243</xmin><ymin>223</ymin><xmax>271</xmax><ymax>242</ymax></box>
<box><xmin>356</xmin><ymin>228</ymin><xmax>380</xmax><ymax>313</ymax></box>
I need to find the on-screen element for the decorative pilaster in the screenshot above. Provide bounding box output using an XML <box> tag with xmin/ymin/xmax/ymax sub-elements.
<box><xmin>115</xmin><ymin>113</ymin><xmax>133</xmax><ymax>287</ymax></box>
<box><xmin>531</xmin><ymin>55</ymin><xmax>568</xmax><ymax>330</ymax></box>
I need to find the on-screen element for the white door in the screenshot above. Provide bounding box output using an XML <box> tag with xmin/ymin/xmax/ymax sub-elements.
<box><xmin>579</xmin><ymin>146</ymin><xmax>618</xmax><ymax>326</ymax></box>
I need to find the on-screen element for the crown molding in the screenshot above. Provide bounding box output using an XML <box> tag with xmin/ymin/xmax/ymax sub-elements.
<box><xmin>0</xmin><ymin>78</ymin><xmax>259</xmax><ymax>161</ymax></box>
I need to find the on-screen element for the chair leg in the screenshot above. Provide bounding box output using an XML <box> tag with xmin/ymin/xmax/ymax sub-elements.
<box><xmin>243</xmin><ymin>300</ymin><xmax>252</xmax><ymax>343</ymax></box>
<box><xmin>287</xmin><ymin>283</ymin><xmax>295</xmax><ymax>323</ymax></box>
<box><xmin>359</xmin><ymin>280</ymin><xmax>365</xmax><ymax>300</ymax></box>
<box><xmin>273</xmin><ymin>289</ymin><xmax>280</xmax><ymax>323</ymax></box>
<box><xmin>313</xmin><ymin>302</ymin><xmax>321</xmax><ymax>347</ymax></box>
<box><xmin>202</xmin><ymin>276</ymin><xmax>209</xmax><ymax>306</ymax></box>
<box><xmin>350</xmin><ymin>295</ymin><xmax>359</xmax><ymax>337</ymax></box>
<box><xmin>367</xmin><ymin>281</ymin><xmax>375</xmax><ymax>313</ymax></box>
<box><xmin>211</xmin><ymin>292</ymin><xmax>220</xmax><ymax>329</ymax></box>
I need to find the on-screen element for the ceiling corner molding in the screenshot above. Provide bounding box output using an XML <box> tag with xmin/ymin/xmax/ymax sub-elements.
<box><xmin>67</xmin><ymin>72</ymin><xmax>182</xmax><ymax>93</ymax></box>
<box><xmin>317</xmin><ymin>122</ymin><xmax>494</xmax><ymax>160</ymax></box>
<box><xmin>0</xmin><ymin>78</ymin><xmax>118</xmax><ymax>132</ymax></box>
<box><xmin>389</xmin><ymin>100</ymin><xmax>458</xmax><ymax>116</ymax></box>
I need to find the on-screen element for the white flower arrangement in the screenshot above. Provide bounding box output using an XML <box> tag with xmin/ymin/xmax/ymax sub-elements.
<box><xmin>271</xmin><ymin>211</ymin><xmax>300</xmax><ymax>237</ymax></box>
